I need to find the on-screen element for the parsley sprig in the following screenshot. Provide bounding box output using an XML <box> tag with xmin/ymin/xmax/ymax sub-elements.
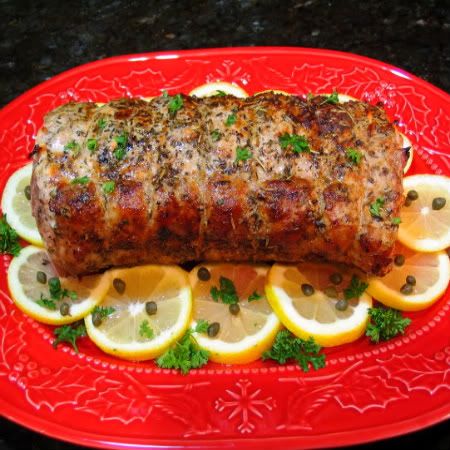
<box><xmin>344</xmin><ymin>275</ymin><xmax>368</xmax><ymax>300</ymax></box>
<box><xmin>279</xmin><ymin>133</ymin><xmax>310</xmax><ymax>154</ymax></box>
<box><xmin>194</xmin><ymin>319</ymin><xmax>210</xmax><ymax>334</ymax></box>
<box><xmin>248</xmin><ymin>291</ymin><xmax>262</xmax><ymax>302</ymax></box>
<box><xmin>235</xmin><ymin>147</ymin><xmax>252</xmax><ymax>162</ymax></box>
<box><xmin>0</xmin><ymin>214</ymin><xmax>21</xmax><ymax>256</ymax></box>
<box><xmin>262</xmin><ymin>330</ymin><xmax>326</xmax><ymax>372</ymax></box>
<box><xmin>210</xmin><ymin>276</ymin><xmax>239</xmax><ymax>304</ymax></box>
<box><xmin>346</xmin><ymin>147</ymin><xmax>362</xmax><ymax>165</ymax></box>
<box><xmin>53</xmin><ymin>322</ymin><xmax>86</xmax><ymax>353</ymax></box>
<box><xmin>366</xmin><ymin>306</ymin><xmax>411</xmax><ymax>343</ymax></box>
<box><xmin>325</xmin><ymin>91</ymin><xmax>339</xmax><ymax>104</ymax></box>
<box><xmin>36</xmin><ymin>277</ymin><xmax>77</xmax><ymax>310</ymax></box>
<box><xmin>71</xmin><ymin>176</ymin><xmax>90</xmax><ymax>185</ymax></box>
<box><xmin>139</xmin><ymin>320</ymin><xmax>155</xmax><ymax>339</ymax></box>
<box><xmin>92</xmin><ymin>305</ymin><xmax>115</xmax><ymax>318</ymax></box>
<box><xmin>113</xmin><ymin>133</ymin><xmax>128</xmax><ymax>160</ymax></box>
<box><xmin>156</xmin><ymin>329</ymin><xmax>209</xmax><ymax>374</ymax></box>
<box><xmin>167</xmin><ymin>94</ymin><xmax>184</xmax><ymax>115</ymax></box>
<box><xmin>225</xmin><ymin>113</ymin><xmax>237</xmax><ymax>126</ymax></box>
<box><xmin>369</xmin><ymin>197</ymin><xmax>385</xmax><ymax>218</ymax></box>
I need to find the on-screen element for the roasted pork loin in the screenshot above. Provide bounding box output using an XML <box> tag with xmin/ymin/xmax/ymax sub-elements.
<box><xmin>31</xmin><ymin>93</ymin><xmax>404</xmax><ymax>276</ymax></box>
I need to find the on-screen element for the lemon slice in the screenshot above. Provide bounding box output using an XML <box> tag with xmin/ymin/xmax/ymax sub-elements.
<box><xmin>84</xmin><ymin>265</ymin><xmax>192</xmax><ymax>361</ymax></box>
<box><xmin>398</xmin><ymin>175</ymin><xmax>450</xmax><ymax>252</ymax></box>
<box><xmin>1</xmin><ymin>163</ymin><xmax>43</xmax><ymax>246</ymax></box>
<box><xmin>7</xmin><ymin>245</ymin><xmax>110</xmax><ymax>325</ymax></box>
<box><xmin>254</xmin><ymin>89</ymin><xmax>293</xmax><ymax>96</ymax></box>
<box><xmin>189</xmin><ymin>81</ymin><xmax>248</xmax><ymax>98</ymax></box>
<box><xmin>266</xmin><ymin>263</ymin><xmax>372</xmax><ymax>347</ymax></box>
<box><xmin>367</xmin><ymin>243</ymin><xmax>449</xmax><ymax>311</ymax></box>
<box><xmin>189</xmin><ymin>264</ymin><xmax>281</xmax><ymax>364</ymax></box>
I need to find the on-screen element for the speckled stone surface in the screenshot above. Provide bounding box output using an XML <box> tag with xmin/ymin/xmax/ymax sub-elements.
<box><xmin>0</xmin><ymin>0</ymin><xmax>449</xmax><ymax>449</ymax></box>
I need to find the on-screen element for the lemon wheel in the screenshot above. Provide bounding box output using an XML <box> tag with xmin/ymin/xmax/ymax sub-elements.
<box><xmin>367</xmin><ymin>243</ymin><xmax>449</xmax><ymax>311</ymax></box>
<box><xmin>84</xmin><ymin>265</ymin><xmax>192</xmax><ymax>361</ymax></box>
<box><xmin>399</xmin><ymin>175</ymin><xmax>450</xmax><ymax>252</ymax></box>
<box><xmin>1</xmin><ymin>163</ymin><xmax>43</xmax><ymax>246</ymax></box>
<box><xmin>189</xmin><ymin>264</ymin><xmax>281</xmax><ymax>364</ymax></box>
<box><xmin>7</xmin><ymin>245</ymin><xmax>110</xmax><ymax>325</ymax></box>
<box><xmin>189</xmin><ymin>81</ymin><xmax>248</xmax><ymax>98</ymax></box>
<box><xmin>266</xmin><ymin>263</ymin><xmax>372</xmax><ymax>347</ymax></box>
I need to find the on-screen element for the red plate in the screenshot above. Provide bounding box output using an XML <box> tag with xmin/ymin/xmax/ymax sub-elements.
<box><xmin>0</xmin><ymin>47</ymin><xmax>449</xmax><ymax>449</ymax></box>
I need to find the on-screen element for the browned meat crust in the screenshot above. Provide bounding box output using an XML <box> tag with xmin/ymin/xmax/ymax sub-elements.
<box><xmin>31</xmin><ymin>94</ymin><xmax>404</xmax><ymax>276</ymax></box>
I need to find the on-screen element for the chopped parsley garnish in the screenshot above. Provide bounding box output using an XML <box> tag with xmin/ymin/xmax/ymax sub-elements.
<box><xmin>156</xmin><ymin>329</ymin><xmax>209</xmax><ymax>374</ymax></box>
<box><xmin>65</xmin><ymin>140</ymin><xmax>80</xmax><ymax>155</ymax></box>
<box><xmin>87</xmin><ymin>138</ymin><xmax>98</xmax><ymax>153</ymax></box>
<box><xmin>98</xmin><ymin>118</ymin><xmax>107</xmax><ymax>130</ymax></box>
<box><xmin>139</xmin><ymin>320</ymin><xmax>154</xmax><ymax>339</ymax></box>
<box><xmin>279</xmin><ymin>133</ymin><xmax>310</xmax><ymax>154</ymax></box>
<box><xmin>369</xmin><ymin>197</ymin><xmax>385</xmax><ymax>218</ymax></box>
<box><xmin>92</xmin><ymin>305</ymin><xmax>115</xmax><ymax>318</ymax></box>
<box><xmin>194</xmin><ymin>319</ymin><xmax>210</xmax><ymax>334</ymax></box>
<box><xmin>36</xmin><ymin>295</ymin><xmax>57</xmax><ymax>310</ymax></box>
<box><xmin>71</xmin><ymin>176</ymin><xmax>90</xmax><ymax>185</ymax></box>
<box><xmin>366</xmin><ymin>306</ymin><xmax>411</xmax><ymax>343</ymax></box>
<box><xmin>211</xmin><ymin>129</ymin><xmax>222</xmax><ymax>142</ymax></box>
<box><xmin>113</xmin><ymin>133</ymin><xmax>128</xmax><ymax>160</ymax></box>
<box><xmin>48</xmin><ymin>277</ymin><xmax>77</xmax><ymax>301</ymax></box>
<box><xmin>225</xmin><ymin>113</ymin><xmax>237</xmax><ymax>126</ymax></box>
<box><xmin>235</xmin><ymin>146</ymin><xmax>252</xmax><ymax>162</ymax></box>
<box><xmin>262</xmin><ymin>330</ymin><xmax>326</xmax><ymax>372</ymax></box>
<box><xmin>168</xmin><ymin>94</ymin><xmax>184</xmax><ymax>115</ymax></box>
<box><xmin>346</xmin><ymin>147</ymin><xmax>362</xmax><ymax>165</ymax></box>
<box><xmin>391</xmin><ymin>217</ymin><xmax>402</xmax><ymax>225</ymax></box>
<box><xmin>53</xmin><ymin>323</ymin><xmax>86</xmax><ymax>353</ymax></box>
<box><xmin>344</xmin><ymin>275</ymin><xmax>368</xmax><ymax>300</ymax></box>
<box><xmin>210</xmin><ymin>276</ymin><xmax>238</xmax><ymax>304</ymax></box>
<box><xmin>214</xmin><ymin>90</ymin><xmax>227</xmax><ymax>96</ymax></box>
<box><xmin>0</xmin><ymin>214</ymin><xmax>21</xmax><ymax>256</ymax></box>
<box><xmin>102</xmin><ymin>181</ymin><xmax>115</xmax><ymax>194</ymax></box>
<box><xmin>325</xmin><ymin>91</ymin><xmax>339</xmax><ymax>104</ymax></box>
<box><xmin>248</xmin><ymin>291</ymin><xmax>262</xmax><ymax>302</ymax></box>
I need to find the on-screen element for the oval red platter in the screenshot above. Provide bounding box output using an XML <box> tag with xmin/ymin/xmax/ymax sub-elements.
<box><xmin>0</xmin><ymin>47</ymin><xmax>449</xmax><ymax>449</ymax></box>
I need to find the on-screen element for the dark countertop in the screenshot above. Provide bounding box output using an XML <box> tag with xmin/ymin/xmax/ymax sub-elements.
<box><xmin>0</xmin><ymin>0</ymin><xmax>449</xmax><ymax>449</ymax></box>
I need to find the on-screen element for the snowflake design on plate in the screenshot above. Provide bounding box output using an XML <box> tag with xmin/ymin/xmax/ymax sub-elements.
<box><xmin>214</xmin><ymin>378</ymin><xmax>276</xmax><ymax>433</ymax></box>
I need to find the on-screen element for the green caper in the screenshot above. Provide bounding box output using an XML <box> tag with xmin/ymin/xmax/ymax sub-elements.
<box><xmin>145</xmin><ymin>301</ymin><xmax>158</xmax><ymax>315</ymax></box>
<box><xmin>113</xmin><ymin>278</ymin><xmax>126</xmax><ymax>294</ymax></box>
<box><xmin>406</xmin><ymin>190</ymin><xmax>419</xmax><ymax>201</ymax></box>
<box><xmin>394</xmin><ymin>254</ymin><xmax>405</xmax><ymax>266</ymax></box>
<box><xmin>432</xmin><ymin>197</ymin><xmax>446</xmax><ymax>210</ymax></box>
<box><xmin>400</xmin><ymin>283</ymin><xmax>413</xmax><ymax>295</ymax></box>
<box><xmin>329</xmin><ymin>272</ymin><xmax>343</xmax><ymax>285</ymax></box>
<box><xmin>207</xmin><ymin>322</ymin><xmax>220</xmax><ymax>337</ymax></box>
<box><xmin>92</xmin><ymin>312</ymin><xmax>102</xmax><ymax>327</ymax></box>
<box><xmin>59</xmin><ymin>302</ymin><xmax>70</xmax><ymax>316</ymax></box>
<box><xmin>197</xmin><ymin>267</ymin><xmax>211</xmax><ymax>281</ymax></box>
<box><xmin>301</xmin><ymin>283</ymin><xmax>315</xmax><ymax>296</ymax></box>
<box><xmin>406</xmin><ymin>275</ymin><xmax>416</xmax><ymax>286</ymax></box>
<box><xmin>36</xmin><ymin>271</ymin><xmax>47</xmax><ymax>284</ymax></box>
<box><xmin>229</xmin><ymin>303</ymin><xmax>240</xmax><ymax>315</ymax></box>
<box><xmin>324</xmin><ymin>286</ymin><xmax>338</xmax><ymax>298</ymax></box>
<box><xmin>24</xmin><ymin>185</ymin><xmax>31</xmax><ymax>201</ymax></box>
<box><xmin>335</xmin><ymin>299</ymin><xmax>348</xmax><ymax>311</ymax></box>
<box><xmin>404</xmin><ymin>197</ymin><xmax>412</xmax><ymax>207</ymax></box>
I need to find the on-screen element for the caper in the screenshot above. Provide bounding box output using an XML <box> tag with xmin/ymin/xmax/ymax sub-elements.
<box><xmin>301</xmin><ymin>283</ymin><xmax>315</xmax><ymax>296</ymax></box>
<box><xmin>229</xmin><ymin>303</ymin><xmax>240</xmax><ymax>315</ymax></box>
<box><xmin>207</xmin><ymin>322</ymin><xmax>220</xmax><ymax>337</ymax></box>
<box><xmin>59</xmin><ymin>302</ymin><xmax>70</xmax><ymax>316</ymax></box>
<box><xmin>36</xmin><ymin>271</ymin><xmax>47</xmax><ymax>284</ymax></box>
<box><xmin>335</xmin><ymin>299</ymin><xmax>348</xmax><ymax>311</ymax></box>
<box><xmin>145</xmin><ymin>301</ymin><xmax>157</xmax><ymax>315</ymax></box>
<box><xmin>406</xmin><ymin>190</ymin><xmax>419</xmax><ymax>201</ymax></box>
<box><xmin>197</xmin><ymin>267</ymin><xmax>211</xmax><ymax>281</ymax></box>
<box><xmin>24</xmin><ymin>185</ymin><xmax>31</xmax><ymax>200</ymax></box>
<box><xmin>400</xmin><ymin>283</ymin><xmax>413</xmax><ymax>295</ymax></box>
<box><xmin>394</xmin><ymin>254</ymin><xmax>405</xmax><ymax>266</ymax></box>
<box><xmin>404</xmin><ymin>198</ymin><xmax>412</xmax><ymax>207</ymax></box>
<box><xmin>432</xmin><ymin>197</ymin><xmax>446</xmax><ymax>210</ymax></box>
<box><xmin>329</xmin><ymin>272</ymin><xmax>343</xmax><ymax>285</ymax></box>
<box><xmin>113</xmin><ymin>278</ymin><xmax>126</xmax><ymax>294</ymax></box>
<box><xmin>406</xmin><ymin>275</ymin><xmax>416</xmax><ymax>286</ymax></box>
<box><xmin>92</xmin><ymin>312</ymin><xmax>102</xmax><ymax>327</ymax></box>
<box><xmin>324</xmin><ymin>286</ymin><xmax>338</xmax><ymax>298</ymax></box>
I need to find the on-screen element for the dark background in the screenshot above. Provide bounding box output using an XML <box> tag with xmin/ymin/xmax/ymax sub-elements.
<box><xmin>0</xmin><ymin>0</ymin><xmax>449</xmax><ymax>449</ymax></box>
